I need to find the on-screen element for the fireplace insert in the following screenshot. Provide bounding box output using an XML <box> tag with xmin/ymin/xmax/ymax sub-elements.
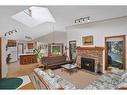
<box><xmin>81</xmin><ymin>58</ymin><xmax>95</xmax><ymax>72</ymax></box>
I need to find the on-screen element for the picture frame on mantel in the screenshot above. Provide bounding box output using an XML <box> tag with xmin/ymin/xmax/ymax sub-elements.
<box><xmin>82</xmin><ymin>35</ymin><xmax>93</xmax><ymax>45</ymax></box>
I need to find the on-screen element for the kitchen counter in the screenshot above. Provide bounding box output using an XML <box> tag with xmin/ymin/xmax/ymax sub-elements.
<box><xmin>20</xmin><ymin>53</ymin><xmax>35</xmax><ymax>56</ymax></box>
<box><xmin>20</xmin><ymin>54</ymin><xmax>37</xmax><ymax>65</ymax></box>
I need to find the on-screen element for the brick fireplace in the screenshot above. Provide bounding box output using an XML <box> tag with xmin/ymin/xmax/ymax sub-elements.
<box><xmin>76</xmin><ymin>47</ymin><xmax>104</xmax><ymax>73</ymax></box>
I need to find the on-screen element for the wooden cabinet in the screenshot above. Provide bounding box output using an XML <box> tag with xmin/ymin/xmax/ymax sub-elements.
<box><xmin>7</xmin><ymin>40</ymin><xmax>17</xmax><ymax>47</ymax></box>
<box><xmin>20</xmin><ymin>54</ymin><xmax>37</xmax><ymax>65</ymax></box>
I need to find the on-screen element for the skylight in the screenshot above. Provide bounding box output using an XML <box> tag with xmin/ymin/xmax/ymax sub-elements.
<box><xmin>11</xmin><ymin>6</ymin><xmax>56</xmax><ymax>27</ymax></box>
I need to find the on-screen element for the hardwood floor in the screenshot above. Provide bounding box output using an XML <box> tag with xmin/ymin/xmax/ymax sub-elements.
<box><xmin>18</xmin><ymin>83</ymin><xmax>35</xmax><ymax>90</ymax></box>
<box><xmin>7</xmin><ymin>61</ymin><xmax>38</xmax><ymax>89</ymax></box>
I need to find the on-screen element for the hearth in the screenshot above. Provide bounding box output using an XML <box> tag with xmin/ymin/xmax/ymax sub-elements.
<box><xmin>81</xmin><ymin>58</ymin><xmax>95</xmax><ymax>72</ymax></box>
<box><xmin>76</xmin><ymin>47</ymin><xmax>104</xmax><ymax>73</ymax></box>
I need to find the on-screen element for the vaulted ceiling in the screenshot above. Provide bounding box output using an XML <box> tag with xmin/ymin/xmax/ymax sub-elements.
<box><xmin>0</xmin><ymin>6</ymin><xmax>127</xmax><ymax>41</ymax></box>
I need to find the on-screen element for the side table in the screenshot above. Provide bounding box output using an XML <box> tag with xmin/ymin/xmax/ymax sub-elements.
<box><xmin>37</xmin><ymin>63</ymin><xmax>46</xmax><ymax>69</ymax></box>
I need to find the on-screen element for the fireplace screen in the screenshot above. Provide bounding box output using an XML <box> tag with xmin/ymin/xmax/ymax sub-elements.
<box><xmin>81</xmin><ymin>58</ymin><xmax>95</xmax><ymax>72</ymax></box>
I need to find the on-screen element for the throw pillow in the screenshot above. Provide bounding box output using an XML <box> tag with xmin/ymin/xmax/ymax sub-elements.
<box><xmin>111</xmin><ymin>67</ymin><xmax>124</xmax><ymax>75</ymax></box>
<box><xmin>46</xmin><ymin>69</ymin><xmax>55</xmax><ymax>78</ymax></box>
<box><xmin>117</xmin><ymin>82</ymin><xmax>127</xmax><ymax>88</ymax></box>
<box><xmin>121</xmin><ymin>72</ymin><xmax>127</xmax><ymax>81</ymax></box>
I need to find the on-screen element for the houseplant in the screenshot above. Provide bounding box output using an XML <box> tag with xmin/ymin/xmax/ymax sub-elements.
<box><xmin>33</xmin><ymin>46</ymin><xmax>43</xmax><ymax>63</ymax></box>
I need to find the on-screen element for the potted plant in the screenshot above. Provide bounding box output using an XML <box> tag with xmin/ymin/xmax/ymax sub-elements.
<box><xmin>33</xmin><ymin>46</ymin><xmax>43</xmax><ymax>63</ymax></box>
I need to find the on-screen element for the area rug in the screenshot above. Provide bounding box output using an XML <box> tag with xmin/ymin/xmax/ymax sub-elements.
<box><xmin>0</xmin><ymin>75</ymin><xmax>31</xmax><ymax>89</ymax></box>
<box><xmin>0</xmin><ymin>78</ymin><xmax>23</xmax><ymax>89</ymax></box>
<box><xmin>53</xmin><ymin>69</ymin><xmax>99</xmax><ymax>89</ymax></box>
<box><xmin>17</xmin><ymin>75</ymin><xmax>31</xmax><ymax>89</ymax></box>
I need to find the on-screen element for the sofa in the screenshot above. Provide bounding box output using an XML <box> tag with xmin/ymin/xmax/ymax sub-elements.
<box><xmin>85</xmin><ymin>69</ymin><xmax>127</xmax><ymax>90</ymax></box>
<box><xmin>30</xmin><ymin>68</ymin><xmax>77</xmax><ymax>90</ymax></box>
<box><xmin>41</xmin><ymin>56</ymin><xmax>70</xmax><ymax>69</ymax></box>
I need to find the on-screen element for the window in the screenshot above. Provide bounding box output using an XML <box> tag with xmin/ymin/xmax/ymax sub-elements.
<box><xmin>69</xmin><ymin>41</ymin><xmax>76</xmax><ymax>60</ymax></box>
<box><xmin>27</xmin><ymin>43</ymin><xmax>34</xmax><ymax>49</ymax></box>
<box><xmin>48</xmin><ymin>43</ymin><xmax>63</xmax><ymax>56</ymax></box>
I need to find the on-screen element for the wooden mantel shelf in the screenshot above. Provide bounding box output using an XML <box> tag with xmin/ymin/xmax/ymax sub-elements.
<box><xmin>76</xmin><ymin>47</ymin><xmax>104</xmax><ymax>51</ymax></box>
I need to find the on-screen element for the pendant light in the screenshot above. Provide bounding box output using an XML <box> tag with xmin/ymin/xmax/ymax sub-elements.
<box><xmin>52</xmin><ymin>23</ymin><xmax>55</xmax><ymax>45</ymax></box>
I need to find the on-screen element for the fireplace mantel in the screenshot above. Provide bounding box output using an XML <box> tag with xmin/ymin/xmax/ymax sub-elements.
<box><xmin>76</xmin><ymin>47</ymin><xmax>104</xmax><ymax>51</ymax></box>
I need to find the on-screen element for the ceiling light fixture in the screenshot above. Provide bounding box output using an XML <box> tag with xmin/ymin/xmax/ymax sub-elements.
<box><xmin>75</xmin><ymin>16</ymin><xmax>90</xmax><ymax>24</ymax></box>
<box><xmin>25</xmin><ymin>36</ymin><xmax>32</xmax><ymax>40</ymax></box>
<box><xmin>87</xmin><ymin>16</ymin><xmax>90</xmax><ymax>22</ymax></box>
<box><xmin>4</xmin><ymin>29</ymin><xmax>18</xmax><ymax>37</ymax></box>
<box><xmin>52</xmin><ymin>23</ymin><xmax>55</xmax><ymax>45</ymax></box>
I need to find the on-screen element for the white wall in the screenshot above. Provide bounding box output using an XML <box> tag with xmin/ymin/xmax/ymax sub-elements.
<box><xmin>67</xmin><ymin>17</ymin><xmax>127</xmax><ymax>73</ymax></box>
<box><xmin>35</xmin><ymin>32</ymin><xmax>67</xmax><ymax>45</ymax></box>
<box><xmin>0</xmin><ymin>36</ymin><xmax>8</xmax><ymax>78</ymax></box>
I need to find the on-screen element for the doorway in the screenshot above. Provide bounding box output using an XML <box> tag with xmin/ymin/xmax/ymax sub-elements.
<box><xmin>69</xmin><ymin>40</ymin><xmax>76</xmax><ymax>61</ymax></box>
<box><xmin>18</xmin><ymin>43</ymin><xmax>24</xmax><ymax>55</ymax></box>
<box><xmin>105</xmin><ymin>35</ymin><xmax>126</xmax><ymax>70</ymax></box>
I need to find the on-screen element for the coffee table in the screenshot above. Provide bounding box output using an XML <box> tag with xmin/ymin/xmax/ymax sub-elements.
<box><xmin>61</xmin><ymin>64</ymin><xmax>78</xmax><ymax>74</ymax></box>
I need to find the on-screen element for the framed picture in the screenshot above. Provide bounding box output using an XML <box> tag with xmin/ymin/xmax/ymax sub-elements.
<box><xmin>82</xmin><ymin>36</ymin><xmax>93</xmax><ymax>45</ymax></box>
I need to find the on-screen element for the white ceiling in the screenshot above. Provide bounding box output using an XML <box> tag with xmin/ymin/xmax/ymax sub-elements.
<box><xmin>0</xmin><ymin>6</ymin><xmax>127</xmax><ymax>41</ymax></box>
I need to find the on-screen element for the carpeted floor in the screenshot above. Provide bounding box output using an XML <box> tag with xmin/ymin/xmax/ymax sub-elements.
<box><xmin>53</xmin><ymin>69</ymin><xmax>99</xmax><ymax>89</ymax></box>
